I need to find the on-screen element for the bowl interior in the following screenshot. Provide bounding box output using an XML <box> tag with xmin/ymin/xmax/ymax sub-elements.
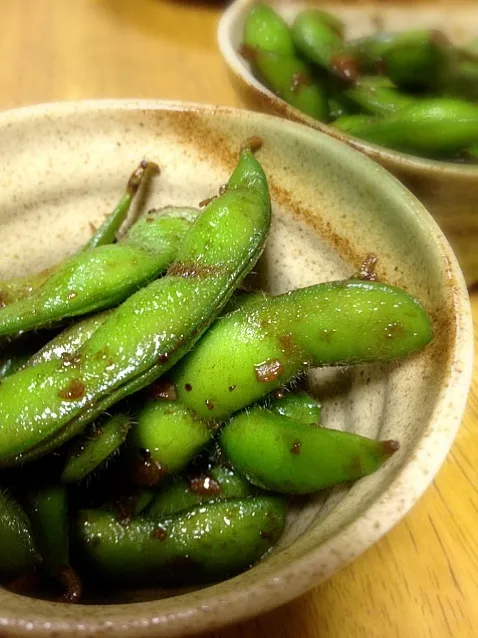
<box><xmin>0</xmin><ymin>100</ymin><xmax>471</xmax><ymax>637</ymax></box>
<box><xmin>218</xmin><ymin>0</ymin><xmax>478</xmax><ymax>173</ymax></box>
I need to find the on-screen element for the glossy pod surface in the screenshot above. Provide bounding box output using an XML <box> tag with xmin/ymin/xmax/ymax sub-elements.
<box><xmin>76</xmin><ymin>497</ymin><xmax>286</xmax><ymax>585</ymax></box>
<box><xmin>221</xmin><ymin>407</ymin><xmax>398</xmax><ymax>494</ymax></box>
<box><xmin>174</xmin><ymin>280</ymin><xmax>433</xmax><ymax>420</ymax></box>
<box><xmin>0</xmin><ymin>148</ymin><xmax>271</xmax><ymax>464</ymax></box>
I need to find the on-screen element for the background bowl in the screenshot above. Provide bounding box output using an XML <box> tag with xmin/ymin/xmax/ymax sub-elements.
<box><xmin>0</xmin><ymin>100</ymin><xmax>472</xmax><ymax>636</ymax></box>
<box><xmin>218</xmin><ymin>0</ymin><xmax>478</xmax><ymax>286</ymax></box>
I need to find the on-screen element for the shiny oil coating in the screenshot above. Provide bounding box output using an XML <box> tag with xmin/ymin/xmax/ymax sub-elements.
<box><xmin>174</xmin><ymin>280</ymin><xmax>433</xmax><ymax>420</ymax></box>
<box><xmin>146</xmin><ymin>466</ymin><xmax>257</xmax><ymax>518</ymax></box>
<box><xmin>0</xmin><ymin>209</ymin><xmax>195</xmax><ymax>335</ymax></box>
<box><xmin>76</xmin><ymin>496</ymin><xmax>286</xmax><ymax>585</ymax></box>
<box><xmin>221</xmin><ymin>406</ymin><xmax>398</xmax><ymax>494</ymax></box>
<box><xmin>0</xmin><ymin>148</ymin><xmax>271</xmax><ymax>464</ymax></box>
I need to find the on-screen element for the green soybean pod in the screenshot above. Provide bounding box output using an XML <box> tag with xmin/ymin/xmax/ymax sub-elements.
<box><xmin>379</xmin><ymin>29</ymin><xmax>451</xmax><ymax>90</ymax></box>
<box><xmin>0</xmin><ymin>146</ymin><xmax>270</xmax><ymax>465</ymax></box>
<box><xmin>0</xmin><ymin>208</ymin><xmax>196</xmax><ymax>337</ymax></box>
<box><xmin>344</xmin><ymin>80</ymin><xmax>416</xmax><ymax>116</ymax></box>
<box><xmin>27</xmin><ymin>484</ymin><xmax>82</xmax><ymax>602</ymax></box>
<box><xmin>173</xmin><ymin>280</ymin><xmax>432</xmax><ymax>420</ymax></box>
<box><xmin>26</xmin><ymin>312</ymin><xmax>111</xmax><ymax>368</ymax></box>
<box><xmin>220</xmin><ymin>406</ymin><xmax>399</xmax><ymax>493</ymax></box>
<box><xmin>0</xmin><ymin>489</ymin><xmax>40</xmax><ymax>574</ymax></box>
<box><xmin>0</xmin><ymin>352</ymin><xmax>34</xmax><ymax>379</ymax></box>
<box><xmin>333</xmin><ymin>99</ymin><xmax>478</xmax><ymax>157</ymax></box>
<box><xmin>291</xmin><ymin>10</ymin><xmax>349</xmax><ymax>79</ymax></box>
<box><xmin>0</xmin><ymin>161</ymin><xmax>156</xmax><ymax>309</ymax></box>
<box><xmin>266</xmin><ymin>390</ymin><xmax>321</xmax><ymax>424</ymax></box>
<box><xmin>445</xmin><ymin>59</ymin><xmax>478</xmax><ymax>101</ymax></box>
<box><xmin>249</xmin><ymin>49</ymin><xmax>329</xmax><ymax>121</ymax></box>
<box><xmin>128</xmin><ymin>399</ymin><xmax>216</xmax><ymax>487</ymax></box>
<box><xmin>145</xmin><ymin>466</ymin><xmax>257</xmax><ymax>518</ymax></box>
<box><xmin>75</xmin><ymin>496</ymin><xmax>286</xmax><ymax>585</ymax></box>
<box><xmin>243</xmin><ymin>2</ymin><xmax>295</xmax><ymax>56</ymax></box>
<box><xmin>61</xmin><ymin>414</ymin><xmax>131</xmax><ymax>483</ymax></box>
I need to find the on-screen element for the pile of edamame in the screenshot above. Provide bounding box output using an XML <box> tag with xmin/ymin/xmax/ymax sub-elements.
<box><xmin>0</xmin><ymin>146</ymin><xmax>433</xmax><ymax>602</ymax></box>
<box><xmin>242</xmin><ymin>3</ymin><xmax>478</xmax><ymax>162</ymax></box>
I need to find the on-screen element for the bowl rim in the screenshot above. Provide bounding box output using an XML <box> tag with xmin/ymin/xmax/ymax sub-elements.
<box><xmin>217</xmin><ymin>0</ymin><xmax>478</xmax><ymax>177</ymax></box>
<box><xmin>0</xmin><ymin>98</ymin><xmax>473</xmax><ymax>636</ymax></box>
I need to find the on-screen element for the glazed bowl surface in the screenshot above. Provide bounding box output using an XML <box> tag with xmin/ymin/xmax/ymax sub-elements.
<box><xmin>0</xmin><ymin>99</ymin><xmax>472</xmax><ymax>637</ymax></box>
<box><xmin>218</xmin><ymin>0</ymin><xmax>478</xmax><ymax>285</ymax></box>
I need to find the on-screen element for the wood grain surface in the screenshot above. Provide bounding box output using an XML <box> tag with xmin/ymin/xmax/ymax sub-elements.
<box><xmin>0</xmin><ymin>1</ymin><xmax>476</xmax><ymax>636</ymax></box>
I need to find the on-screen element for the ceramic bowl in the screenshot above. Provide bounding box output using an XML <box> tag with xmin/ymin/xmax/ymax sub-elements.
<box><xmin>218</xmin><ymin>0</ymin><xmax>478</xmax><ymax>286</ymax></box>
<box><xmin>0</xmin><ymin>100</ymin><xmax>472</xmax><ymax>636</ymax></box>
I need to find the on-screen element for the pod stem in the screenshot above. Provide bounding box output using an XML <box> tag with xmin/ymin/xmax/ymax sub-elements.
<box><xmin>83</xmin><ymin>160</ymin><xmax>160</xmax><ymax>251</ymax></box>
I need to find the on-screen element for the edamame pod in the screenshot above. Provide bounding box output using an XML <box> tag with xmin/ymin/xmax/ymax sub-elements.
<box><xmin>75</xmin><ymin>496</ymin><xmax>285</xmax><ymax>585</ymax></box>
<box><xmin>292</xmin><ymin>10</ymin><xmax>352</xmax><ymax>81</ymax></box>
<box><xmin>0</xmin><ymin>352</ymin><xmax>33</xmax><ymax>379</ymax></box>
<box><xmin>344</xmin><ymin>79</ymin><xmax>416</xmax><ymax>115</ymax></box>
<box><xmin>378</xmin><ymin>30</ymin><xmax>451</xmax><ymax>90</ymax></box>
<box><xmin>0</xmin><ymin>161</ymin><xmax>155</xmax><ymax>308</ymax></box>
<box><xmin>247</xmin><ymin>49</ymin><xmax>329</xmax><ymax>121</ymax></box>
<box><xmin>243</xmin><ymin>2</ymin><xmax>295</xmax><ymax>56</ymax></box>
<box><xmin>445</xmin><ymin>59</ymin><xmax>478</xmax><ymax>102</ymax></box>
<box><xmin>61</xmin><ymin>413</ymin><xmax>131</xmax><ymax>483</ymax></box>
<box><xmin>25</xmin><ymin>312</ymin><xmax>111</xmax><ymax>368</ymax></box>
<box><xmin>27</xmin><ymin>484</ymin><xmax>82</xmax><ymax>602</ymax></box>
<box><xmin>173</xmin><ymin>280</ymin><xmax>432</xmax><ymax>419</ymax></box>
<box><xmin>128</xmin><ymin>399</ymin><xmax>216</xmax><ymax>486</ymax></box>
<box><xmin>0</xmin><ymin>489</ymin><xmax>40</xmax><ymax>574</ymax></box>
<box><xmin>145</xmin><ymin>465</ymin><xmax>257</xmax><ymax>518</ymax></box>
<box><xmin>266</xmin><ymin>390</ymin><xmax>321</xmax><ymax>424</ymax></box>
<box><xmin>0</xmin><ymin>146</ymin><xmax>271</xmax><ymax>464</ymax></box>
<box><xmin>220</xmin><ymin>407</ymin><xmax>398</xmax><ymax>493</ymax></box>
<box><xmin>333</xmin><ymin>99</ymin><xmax>478</xmax><ymax>157</ymax></box>
<box><xmin>0</xmin><ymin>207</ymin><xmax>196</xmax><ymax>336</ymax></box>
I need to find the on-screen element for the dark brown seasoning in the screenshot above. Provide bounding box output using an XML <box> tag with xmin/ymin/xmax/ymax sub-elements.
<box><xmin>151</xmin><ymin>526</ymin><xmax>168</xmax><ymax>542</ymax></box>
<box><xmin>168</xmin><ymin>261</ymin><xmax>223</xmax><ymax>278</ymax></box>
<box><xmin>131</xmin><ymin>449</ymin><xmax>167</xmax><ymax>487</ymax></box>
<box><xmin>198</xmin><ymin>195</ymin><xmax>217</xmax><ymax>208</ymax></box>
<box><xmin>381</xmin><ymin>439</ymin><xmax>400</xmax><ymax>455</ymax></box>
<box><xmin>158</xmin><ymin>353</ymin><xmax>169</xmax><ymax>363</ymax></box>
<box><xmin>189</xmin><ymin>474</ymin><xmax>222</xmax><ymax>496</ymax></box>
<box><xmin>330</xmin><ymin>54</ymin><xmax>359</xmax><ymax>82</ymax></box>
<box><xmin>356</xmin><ymin>254</ymin><xmax>378</xmax><ymax>281</ymax></box>
<box><xmin>205</xmin><ymin>399</ymin><xmax>215</xmax><ymax>411</ymax></box>
<box><xmin>228</xmin><ymin>385</ymin><xmax>236</xmax><ymax>392</ymax></box>
<box><xmin>6</xmin><ymin>569</ymin><xmax>41</xmax><ymax>596</ymax></box>
<box><xmin>61</xmin><ymin>352</ymin><xmax>82</xmax><ymax>367</ymax></box>
<box><xmin>254</xmin><ymin>359</ymin><xmax>285</xmax><ymax>383</ymax></box>
<box><xmin>126</xmin><ymin>160</ymin><xmax>159</xmax><ymax>195</ymax></box>
<box><xmin>184</xmin><ymin>383</ymin><xmax>193</xmax><ymax>392</ymax></box>
<box><xmin>238</xmin><ymin>43</ymin><xmax>258</xmax><ymax>63</ymax></box>
<box><xmin>57</xmin><ymin>564</ymin><xmax>82</xmax><ymax>604</ymax></box>
<box><xmin>289</xmin><ymin>72</ymin><xmax>312</xmax><ymax>94</ymax></box>
<box><xmin>149</xmin><ymin>379</ymin><xmax>178</xmax><ymax>401</ymax></box>
<box><xmin>88</xmin><ymin>221</ymin><xmax>98</xmax><ymax>235</ymax></box>
<box><xmin>218</xmin><ymin>183</ymin><xmax>228</xmax><ymax>195</ymax></box>
<box><xmin>58</xmin><ymin>379</ymin><xmax>86</xmax><ymax>400</ymax></box>
<box><xmin>290</xmin><ymin>440</ymin><xmax>302</xmax><ymax>455</ymax></box>
<box><xmin>272</xmin><ymin>388</ymin><xmax>285</xmax><ymax>400</ymax></box>
<box><xmin>279</xmin><ymin>333</ymin><xmax>294</xmax><ymax>352</ymax></box>
<box><xmin>241</xmin><ymin>135</ymin><xmax>263</xmax><ymax>153</ymax></box>
<box><xmin>260</xmin><ymin>530</ymin><xmax>273</xmax><ymax>539</ymax></box>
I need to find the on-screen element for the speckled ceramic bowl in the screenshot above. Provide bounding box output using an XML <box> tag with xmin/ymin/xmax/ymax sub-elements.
<box><xmin>0</xmin><ymin>100</ymin><xmax>472</xmax><ymax>637</ymax></box>
<box><xmin>218</xmin><ymin>0</ymin><xmax>478</xmax><ymax>286</ymax></box>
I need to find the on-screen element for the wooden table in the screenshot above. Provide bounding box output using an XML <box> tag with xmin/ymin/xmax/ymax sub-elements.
<box><xmin>1</xmin><ymin>1</ymin><xmax>477</xmax><ymax>636</ymax></box>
